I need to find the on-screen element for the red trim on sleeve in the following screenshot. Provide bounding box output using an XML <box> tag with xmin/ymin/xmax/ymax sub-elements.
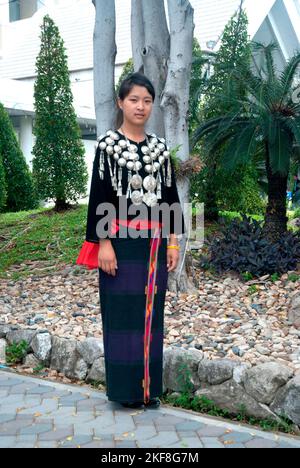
<box><xmin>76</xmin><ymin>240</ymin><xmax>100</xmax><ymax>270</ymax></box>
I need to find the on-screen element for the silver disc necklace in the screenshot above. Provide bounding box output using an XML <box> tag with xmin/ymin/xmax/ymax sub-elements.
<box><xmin>119</xmin><ymin>127</ymin><xmax>161</xmax><ymax>207</ymax></box>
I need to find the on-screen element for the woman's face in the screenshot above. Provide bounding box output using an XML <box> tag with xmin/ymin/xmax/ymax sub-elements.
<box><xmin>118</xmin><ymin>85</ymin><xmax>153</xmax><ymax>127</ymax></box>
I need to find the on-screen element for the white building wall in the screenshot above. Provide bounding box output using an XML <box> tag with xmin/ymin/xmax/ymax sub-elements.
<box><xmin>0</xmin><ymin>0</ymin><xmax>9</xmax><ymax>55</ymax></box>
<box><xmin>0</xmin><ymin>0</ymin><xmax>300</xmax><ymax>206</ymax></box>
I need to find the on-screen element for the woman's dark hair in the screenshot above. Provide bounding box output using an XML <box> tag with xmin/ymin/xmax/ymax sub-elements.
<box><xmin>115</xmin><ymin>72</ymin><xmax>155</xmax><ymax>128</ymax></box>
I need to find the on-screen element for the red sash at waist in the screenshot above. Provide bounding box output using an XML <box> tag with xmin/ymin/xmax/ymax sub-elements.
<box><xmin>76</xmin><ymin>219</ymin><xmax>163</xmax><ymax>270</ymax></box>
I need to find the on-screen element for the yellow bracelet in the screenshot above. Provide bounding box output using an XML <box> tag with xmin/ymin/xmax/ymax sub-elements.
<box><xmin>167</xmin><ymin>245</ymin><xmax>180</xmax><ymax>250</ymax></box>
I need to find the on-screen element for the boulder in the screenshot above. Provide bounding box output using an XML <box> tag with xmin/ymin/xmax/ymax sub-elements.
<box><xmin>195</xmin><ymin>379</ymin><xmax>280</xmax><ymax>421</ymax></box>
<box><xmin>198</xmin><ymin>359</ymin><xmax>241</xmax><ymax>385</ymax></box>
<box><xmin>244</xmin><ymin>363</ymin><xmax>294</xmax><ymax>405</ymax></box>
<box><xmin>270</xmin><ymin>374</ymin><xmax>300</xmax><ymax>426</ymax></box>
<box><xmin>31</xmin><ymin>333</ymin><xmax>52</xmax><ymax>365</ymax></box>
<box><xmin>73</xmin><ymin>358</ymin><xmax>89</xmax><ymax>381</ymax></box>
<box><xmin>50</xmin><ymin>337</ymin><xmax>85</xmax><ymax>379</ymax></box>
<box><xmin>77</xmin><ymin>338</ymin><xmax>104</xmax><ymax>365</ymax></box>
<box><xmin>163</xmin><ymin>346</ymin><xmax>203</xmax><ymax>392</ymax></box>
<box><xmin>87</xmin><ymin>358</ymin><xmax>106</xmax><ymax>383</ymax></box>
<box><xmin>0</xmin><ymin>339</ymin><xmax>6</xmax><ymax>364</ymax></box>
<box><xmin>24</xmin><ymin>354</ymin><xmax>41</xmax><ymax>368</ymax></box>
<box><xmin>0</xmin><ymin>325</ymin><xmax>11</xmax><ymax>339</ymax></box>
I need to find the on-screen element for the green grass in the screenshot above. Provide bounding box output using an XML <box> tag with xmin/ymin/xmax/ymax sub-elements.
<box><xmin>219</xmin><ymin>210</ymin><xmax>264</xmax><ymax>222</ymax></box>
<box><xmin>0</xmin><ymin>204</ymin><xmax>87</xmax><ymax>280</ymax></box>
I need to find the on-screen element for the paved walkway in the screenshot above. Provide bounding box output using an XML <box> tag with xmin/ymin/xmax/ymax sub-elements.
<box><xmin>0</xmin><ymin>370</ymin><xmax>300</xmax><ymax>448</ymax></box>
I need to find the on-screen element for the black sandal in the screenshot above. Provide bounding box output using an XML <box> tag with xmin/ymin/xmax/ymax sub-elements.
<box><xmin>121</xmin><ymin>401</ymin><xmax>145</xmax><ymax>408</ymax></box>
<box><xmin>144</xmin><ymin>398</ymin><xmax>160</xmax><ymax>408</ymax></box>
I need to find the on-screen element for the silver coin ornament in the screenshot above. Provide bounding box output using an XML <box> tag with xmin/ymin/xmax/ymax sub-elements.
<box><xmin>143</xmin><ymin>175</ymin><xmax>157</xmax><ymax>191</ymax></box>
<box><xmin>118</xmin><ymin>158</ymin><xmax>127</xmax><ymax>167</ymax></box>
<box><xmin>134</xmin><ymin>161</ymin><xmax>142</xmax><ymax>171</ymax></box>
<box><xmin>128</xmin><ymin>144</ymin><xmax>138</xmax><ymax>153</ymax></box>
<box><xmin>114</xmin><ymin>145</ymin><xmax>122</xmax><ymax>154</ymax></box>
<box><xmin>119</xmin><ymin>139</ymin><xmax>127</xmax><ymax>149</ymax></box>
<box><xmin>145</xmin><ymin>164</ymin><xmax>153</xmax><ymax>174</ymax></box>
<box><xmin>131</xmin><ymin>190</ymin><xmax>144</xmax><ymax>205</ymax></box>
<box><xmin>105</xmin><ymin>137</ymin><xmax>114</xmax><ymax>146</ymax></box>
<box><xmin>143</xmin><ymin>191</ymin><xmax>158</xmax><ymax>207</ymax></box>
<box><xmin>106</xmin><ymin>145</ymin><xmax>114</xmax><ymax>155</ymax></box>
<box><xmin>131</xmin><ymin>174</ymin><xmax>142</xmax><ymax>189</ymax></box>
<box><xmin>143</xmin><ymin>156</ymin><xmax>151</xmax><ymax>164</ymax></box>
<box><xmin>126</xmin><ymin>161</ymin><xmax>135</xmax><ymax>170</ymax></box>
<box><xmin>141</xmin><ymin>146</ymin><xmax>150</xmax><ymax>155</ymax></box>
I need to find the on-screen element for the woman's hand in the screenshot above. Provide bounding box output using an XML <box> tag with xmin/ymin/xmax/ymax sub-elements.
<box><xmin>167</xmin><ymin>235</ymin><xmax>180</xmax><ymax>272</ymax></box>
<box><xmin>167</xmin><ymin>248</ymin><xmax>180</xmax><ymax>272</ymax></box>
<box><xmin>98</xmin><ymin>239</ymin><xmax>118</xmax><ymax>276</ymax></box>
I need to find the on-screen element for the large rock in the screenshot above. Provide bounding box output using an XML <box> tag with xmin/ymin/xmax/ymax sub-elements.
<box><xmin>6</xmin><ymin>329</ymin><xmax>37</xmax><ymax>351</ymax></box>
<box><xmin>24</xmin><ymin>354</ymin><xmax>41</xmax><ymax>368</ymax></box>
<box><xmin>289</xmin><ymin>296</ymin><xmax>300</xmax><ymax>329</ymax></box>
<box><xmin>198</xmin><ymin>359</ymin><xmax>240</xmax><ymax>385</ymax></box>
<box><xmin>73</xmin><ymin>358</ymin><xmax>89</xmax><ymax>381</ymax></box>
<box><xmin>163</xmin><ymin>346</ymin><xmax>204</xmax><ymax>392</ymax></box>
<box><xmin>50</xmin><ymin>337</ymin><xmax>87</xmax><ymax>380</ymax></box>
<box><xmin>270</xmin><ymin>374</ymin><xmax>300</xmax><ymax>425</ymax></box>
<box><xmin>0</xmin><ymin>325</ymin><xmax>11</xmax><ymax>339</ymax></box>
<box><xmin>0</xmin><ymin>339</ymin><xmax>6</xmax><ymax>363</ymax></box>
<box><xmin>195</xmin><ymin>379</ymin><xmax>280</xmax><ymax>421</ymax></box>
<box><xmin>233</xmin><ymin>363</ymin><xmax>251</xmax><ymax>384</ymax></box>
<box><xmin>77</xmin><ymin>338</ymin><xmax>104</xmax><ymax>365</ymax></box>
<box><xmin>87</xmin><ymin>358</ymin><xmax>106</xmax><ymax>383</ymax></box>
<box><xmin>243</xmin><ymin>363</ymin><xmax>294</xmax><ymax>405</ymax></box>
<box><xmin>31</xmin><ymin>333</ymin><xmax>52</xmax><ymax>365</ymax></box>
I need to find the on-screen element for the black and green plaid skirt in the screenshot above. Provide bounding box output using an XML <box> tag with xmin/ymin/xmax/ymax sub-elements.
<box><xmin>98</xmin><ymin>227</ymin><xmax>168</xmax><ymax>404</ymax></box>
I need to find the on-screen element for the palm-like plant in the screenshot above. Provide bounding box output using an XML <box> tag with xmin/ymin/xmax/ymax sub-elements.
<box><xmin>191</xmin><ymin>42</ymin><xmax>300</xmax><ymax>241</ymax></box>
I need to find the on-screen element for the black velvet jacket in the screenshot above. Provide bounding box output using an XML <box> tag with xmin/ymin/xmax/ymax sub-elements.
<box><xmin>85</xmin><ymin>130</ymin><xmax>186</xmax><ymax>243</ymax></box>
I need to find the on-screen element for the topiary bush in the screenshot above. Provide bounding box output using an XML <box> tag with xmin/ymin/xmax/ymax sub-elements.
<box><xmin>203</xmin><ymin>214</ymin><xmax>300</xmax><ymax>277</ymax></box>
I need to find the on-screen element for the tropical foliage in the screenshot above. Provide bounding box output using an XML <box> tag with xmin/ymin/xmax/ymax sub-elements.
<box><xmin>192</xmin><ymin>42</ymin><xmax>300</xmax><ymax>241</ymax></box>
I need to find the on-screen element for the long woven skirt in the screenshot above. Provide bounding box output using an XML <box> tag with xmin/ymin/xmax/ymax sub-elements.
<box><xmin>98</xmin><ymin>226</ymin><xmax>168</xmax><ymax>404</ymax></box>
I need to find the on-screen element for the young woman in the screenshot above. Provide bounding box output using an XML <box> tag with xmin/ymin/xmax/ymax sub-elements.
<box><xmin>77</xmin><ymin>72</ymin><xmax>186</xmax><ymax>409</ymax></box>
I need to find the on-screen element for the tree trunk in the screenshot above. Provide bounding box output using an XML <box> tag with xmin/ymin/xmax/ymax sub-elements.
<box><xmin>161</xmin><ymin>0</ymin><xmax>196</xmax><ymax>293</ymax></box>
<box><xmin>54</xmin><ymin>199</ymin><xmax>72</xmax><ymax>212</ymax></box>
<box><xmin>131</xmin><ymin>0</ymin><xmax>170</xmax><ymax>135</ymax></box>
<box><xmin>263</xmin><ymin>142</ymin><xmax>289</xmax><ymax>242</ymax></box>
<box><xmin>92</xmin><ymin>0</ymin><xmax>117</xmax><ymax>135</ymax></box>
<box><xmin>131</xmin><ymin>0</ymin><xmax>144</xmax><ymax>73</ymax></box>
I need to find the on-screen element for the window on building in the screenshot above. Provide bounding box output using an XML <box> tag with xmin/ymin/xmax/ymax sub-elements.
<box><xmin>9</xmin><ymin>0</ymin><xmax>39</xmax><ymax>23</ymax></box>
<box><xmin>9</xmin><ymin>0</ymin><xmax>20</xmax><ymax>22</ymax></box>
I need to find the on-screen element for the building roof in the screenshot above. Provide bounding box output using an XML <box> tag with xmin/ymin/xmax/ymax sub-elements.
<box><xmin>1</xmin><ymin>0</ymin><xmax>297</xmax><ymax>81</ymax></box>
